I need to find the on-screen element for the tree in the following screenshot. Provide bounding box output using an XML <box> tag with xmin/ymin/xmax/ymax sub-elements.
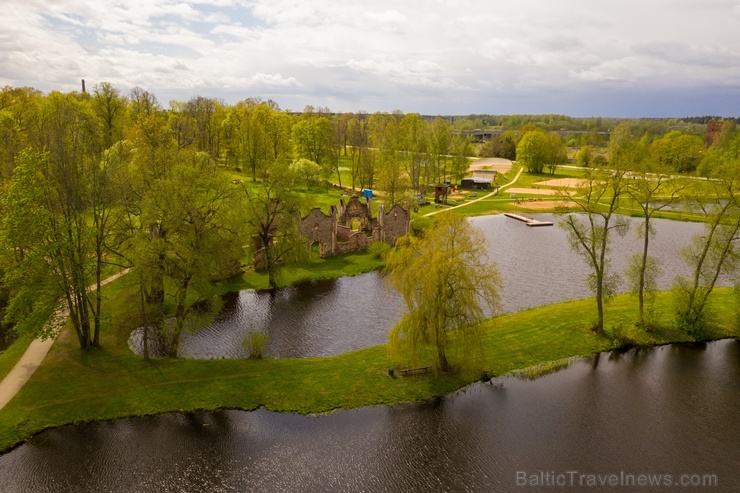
<box><xmin>347</xmin><ymin>114</ymin><xmax>372</xmax><ymax>189</ymax></box>
<box><xmin>428</xmin><ymin>116</ymin><xmax>451</xmax><ymax>183</ymax></box>
<box><xmin>672</xmin><ymin>158</ymin><xmax>740</xmax><ymax>337</ymax></box>
<box><xmin>370</xmin><ymin>112</ymin><xmax>407</xmax><ymax>203</ymax></box>
<box><xmin>225</xmin><ymin>99</ymin><xmax>270</xmax><ymax>180</ymax></box>
<box><xmin>140</xmin><ymin>156</ymin><xmax>242</xmax><ymax>356</ymax></box>
<box><xmin>545</xmin><ymin>132</ymin><xmax>566</xmax><ymax>174</ymax></box>
<box><xmin>559</xmin><ymin>167</ymin><xmax>630</xmax><ymax>334</ymax></box>
<box><xmin>650</xmin><ymin>131</ymin><xmax>705</xmax><ymax>173</ymax></box>
<box><xmin>1</xmin><ymin>141</ymin><xmax>121</xmax><ymax>349</ymax></box>
<box><xmin>292</xmin><ymin>109</ymin><xmax>333</xmax><ymax>168</ymax></box>
<box><xmin>576</xmin><ymin>145</ymin><xmax>595</xmax><ymax>167</ymax></box>
<box><xmin>626</xmin><ymin>157</ymin><xmax>685</xmax><ymax>325</ymax></box>
<box><xmin>290</xmin><ymin>158</ymin><xmax>322</xmax><ymax>188</ymax></box>
<box><xmin>400</xmin><ymin>113</ymin><xmax>427</xmax><ymax>190</ymax></box>
<box><xmin>91</xmin><ymin>82</ymin><xmax>127</xmax><ymax>149</ymax></box>
<box><xmin>480</xmin><ymin>131</ymin><xmax>516</xmax><ymax>160</ymax></box>
<box><xmin>516</xmin><ymin>130</ymin><xmax>550</xmax><ymax>174</ymax></box>
<box><xmin>129</xmin><ymin>86</ymin><xmax>159</xmax><ymax>120</ymax></box>
<box><xmin>0</xmin><ymin>86</ymin><xmax>42</xmax><ymax>180</ymax></box>
<box><xmin>385</xmin><ymin>214</ymin><xmax>502</xmax><ymax>372</ymax></box>
<box><xmin>243</xmin><ymin>162</ymin><xmax>307</xmax><ymax>288</ymax></box>
<box><xmin>449</xmin><ymin>133</ymin><xmax>472</xmax><ymax>184</ymax></box>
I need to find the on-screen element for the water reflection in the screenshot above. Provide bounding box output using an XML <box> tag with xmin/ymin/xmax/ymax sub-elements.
<box><xmin>161</xmin><ymin>215</ymin><xmax>712</xmax><ymax>359</ymax></box>
<box><xmin>2</xmin><ymin>340</ymin><xmax>738</xmax><ymax>492</ymax></box>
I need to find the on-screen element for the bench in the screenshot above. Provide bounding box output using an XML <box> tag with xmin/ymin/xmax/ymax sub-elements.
<box><xmin>399</xmin><ymin>366</ymin><xmax>432</xmax><ymax>377</ymax></box>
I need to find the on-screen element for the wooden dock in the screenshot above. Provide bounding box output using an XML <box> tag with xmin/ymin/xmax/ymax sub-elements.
<box><xmin>504</xmin><ymin>212</ymin><xmax>554</xmax><ymax>227</ymax></box>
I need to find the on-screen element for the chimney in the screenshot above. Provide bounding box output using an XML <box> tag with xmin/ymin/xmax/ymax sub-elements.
<box><xmin>81</xmin><ymin>79</ymin><xmax>86</xmax><ymax>93</ymax></box>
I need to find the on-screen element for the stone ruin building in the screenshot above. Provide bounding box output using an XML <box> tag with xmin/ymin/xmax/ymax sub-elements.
<box><xmin>299</xmin><ymin>195</ymin><xmax>410</xmax><ymax>258</ymax></box>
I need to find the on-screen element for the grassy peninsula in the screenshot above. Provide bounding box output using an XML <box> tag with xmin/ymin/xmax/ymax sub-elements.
<box><xmin>0</xmin><ymin>258</ymin><xmax>735</xmax><ymax>453</ymax></box>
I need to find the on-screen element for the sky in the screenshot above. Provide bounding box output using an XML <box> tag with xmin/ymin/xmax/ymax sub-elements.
<box><xmin>2</xmin><ymin>0</ymin><xmax>740</xmax><ymax>117</ymax></box>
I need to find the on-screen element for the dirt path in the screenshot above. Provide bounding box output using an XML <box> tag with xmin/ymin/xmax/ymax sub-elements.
<box><xmin>0</xmin><ymin>269</ymin><xmax>131</xmax><ymax>411</ymax></box>
<box><xmin>424</xmin><ymin>162</ymin><xmax>522</xmax><ymax>217</ymax></box>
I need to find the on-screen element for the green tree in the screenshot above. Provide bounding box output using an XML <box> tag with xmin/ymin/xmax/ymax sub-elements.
<box><xmin>347</xmin><ymin>113</ymin><xmax>372</xmax><ymax>189</ymax></box>
<box><xmin>516</xmin><ymin>130</ymin><xmax>550</xmax><ymax>174</ymax></box>
<box><xmin>559</xmin><ymin>167</ymin><xmax>630</xmax><ymax>334</ymax></box>
<box><xmin>650</xmin><ymin>131</ymin><xmax>704</xmax><ymax>173</ymax></box>
<box><xmin>243</xmin><ymin>162</ymin><xmax>307</xmax><ymax>288</ymax></box>
<box><xmin>1</xmin><ymin>137</ymin><xmax>122</xmax><ymax>349</ymax></box>
<box><xmin>385</xmin><ymin>214</ymin><xmax>502</xmax><ymax>372</ymax></box>
<box><xmin>91</xmin><ymin>82</ymin><xmax>127</xmax><ymax>149</ymax></box>
<box><xmin>400</xmin><ymin>113</ymin><xmax>426</xmax><ymax>190</ymax></box>
<box><xmin>626</xmin><ymin>160</ymin><xmax>685</xmax><ymax>325</ymax></box>
<box><xmin>224</xmin><ymin>99</ymin><xmax>270</xmax><ymax>180</ymax></box>
<box><xmin>0</xmin><ymin>86</ymin><xmax>42</xmax><ymax>180</ymax></box>
<box><xmin>428</xmin><ymin>116</ymin><xmax>451</xmax><ymax>183</ymax></box>
<box><xmin>672</xmin><ymin>158</ymin><xmax>740</xmax><ymax>337</ymax></box>
<box><xmin>370</xmin><ymin>112</ymin><xmax>407</xmax><ymax>203</ymax></box>
<box><xmin>141</xmin><ymin>156</ymin><xmax>242</xmax><ymax>356</ymax></box>
<box><xmin>290</xmin><ymin>158</ymin><xmax>322</xmax><ymax>188</ymax></box>
<box><xmin>576</xmin><ymin>145</ymin><xmax>594</xmax><ymax>167</ymax></box>
<box><xmin>449</xmin><ymin>133</ymin><xmax>472</xmax><ymax>184</ymax></box>
<box><xmin>545</xmin><ymin>132</ymin><xmax>566</xmax><ymax>174</ymax></box>
<box><xmin>292</xmin><ymin>108</ymin><xmax>334</xmax><ymax>169</ymax></box>
<box><xmin>479</xmin><ymin>132</ymin><xmax>516</xmax><ymax>160</ymax></box>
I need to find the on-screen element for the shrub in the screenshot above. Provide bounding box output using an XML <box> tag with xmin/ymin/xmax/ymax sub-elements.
<box><xmin>410</xmin><ymin>216</ymin><xmax>432</xmax><ymax>237</ymax></box>
<box><xmin>368</xmin><ymin>241</ymin><xmax>391</xmax><ymax>259</ymax></box>
<box><xmin>242</xmin><ymin>330</ymin><xmax>270</xmax><ymax>359</ymax></box>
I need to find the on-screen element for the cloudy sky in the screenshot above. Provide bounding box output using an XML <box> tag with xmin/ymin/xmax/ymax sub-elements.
<box><xmin>2</xmin><ymin>0</ymin><xmax>740</xmax><ymax>116</ymax></box>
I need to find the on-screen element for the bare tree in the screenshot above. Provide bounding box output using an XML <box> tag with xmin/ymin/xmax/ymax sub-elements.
<box><xmin>560</xmin><ymin>167</ymin><xmax>630</xmax><ymax>334</ymax></box>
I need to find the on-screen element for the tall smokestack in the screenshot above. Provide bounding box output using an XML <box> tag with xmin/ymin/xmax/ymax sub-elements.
<box><xmin>81</xmin><ymin>79</ymin><xmax>86</xmax><ymax>93</ymax></box>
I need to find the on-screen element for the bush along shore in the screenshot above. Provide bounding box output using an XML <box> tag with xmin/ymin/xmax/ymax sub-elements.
<box><xmin>0</xmin><ymin>260</ymin><xmax>736</xmax><ymax>453</ymax></box>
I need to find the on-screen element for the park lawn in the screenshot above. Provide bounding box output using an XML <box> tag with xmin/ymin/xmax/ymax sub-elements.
<box><xmin>0</xmin><ymin>331</ymin><xmax>37</xmax><ymax>383</ymax></box>
<box><xmin>0</xmin><ymin>277</ymin><xmax>736</xmax><ymax>453</ymax></box>
<box><xmin>220</xmin><ymin>250</ymin><xmax>385</xmax><ymax>293</ymax></box>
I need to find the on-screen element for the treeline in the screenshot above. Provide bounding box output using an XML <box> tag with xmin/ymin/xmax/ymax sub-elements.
<box><xmin>0</xmin><ymin>85</ymin><xmax>472</xmax><ymax>192</ymax></box>
<box><xmin>0</xmin><ymin>83</ymin><xmax>478</xmax><ymax>353</ymax></box>
<box><xmin>1</xmin><ymin>83</ymin><xmax>738</xmax><ymax>353</ymax></box>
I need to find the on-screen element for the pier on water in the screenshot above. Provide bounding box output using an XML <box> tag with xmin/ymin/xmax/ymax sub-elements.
<box><xmin>503</xmin><ymin>213</ymin><xmax>554</xmax><ymax>227</ymax></box>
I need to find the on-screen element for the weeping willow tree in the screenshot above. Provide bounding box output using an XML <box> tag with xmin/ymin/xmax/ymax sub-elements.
<box><xmin>384</xmin><ymin>214</ymin><xmax>502</xmax><ymax>372</ymax></box>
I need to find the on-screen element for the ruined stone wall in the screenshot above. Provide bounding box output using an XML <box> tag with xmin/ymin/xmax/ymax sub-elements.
<box><xmin>299</xmin><ymin>207</ymin><xmax>335</xmax><ymax>258</ymax></box>
<box><xmin>334</xmin><ymin>231</ymin><xmax>373</xmax><ymax>255</ymax></box>
<box><xmin>298</xmin><ymin>196</ymin><xmax>410</xmax><ymax>258</ymax></box>
<box><xmin>380</xmin><ymin>204</ymin><xmax>411</xmax><ymax>246</ymax></box>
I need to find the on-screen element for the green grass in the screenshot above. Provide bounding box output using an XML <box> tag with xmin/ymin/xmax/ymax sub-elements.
<box><xmin>220</xmin><ymin>250</ymin><xmax>385</xmax><ymax>292</ymax></box>
<box><xmin>0</xmin><ymin>331</ymin><xmax>36</xmax><ymax>382</ymax></box>
<box><xmin>0</xmin><ymin>279</ymin><xmax>735</xmax><ymax>453</ymax></box>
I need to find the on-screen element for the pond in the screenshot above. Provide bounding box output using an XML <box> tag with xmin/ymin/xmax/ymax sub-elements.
<box><xmin>2</xmin><ymin>340</ymin><xmax>738</xmax><ymax>492</ymax></box>
<box><xmin>152</xmin><ymin>214</ymin><xmax>711</xmax><ymax>359</ymax></box>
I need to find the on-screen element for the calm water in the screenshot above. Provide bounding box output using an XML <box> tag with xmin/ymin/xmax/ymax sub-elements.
<box><xmin>167</xmin><ymin>214</ymin><xmax>709</xmax><ymax>359</ymax></box>
<box><xmin>3</xmin><ymin>215</ymin><xmax>736</xmax><ymax>492</ymax></box>
<box><xmin>2</xmin><ymin>340</ymin><xmax>738</xmax><ymax>492</ymax></box>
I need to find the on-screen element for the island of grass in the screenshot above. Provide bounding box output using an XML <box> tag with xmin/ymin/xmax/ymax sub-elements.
<box><xmin>0</xmin><ymin>248</ymin><xmax>736</xmax><ymax>453</ymax></box>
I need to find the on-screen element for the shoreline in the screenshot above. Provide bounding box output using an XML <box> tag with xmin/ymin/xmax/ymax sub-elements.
<box><xmin>0</xmin><ymin>284</ymin><xmax>736</xmax><ymax>454</ymax></box>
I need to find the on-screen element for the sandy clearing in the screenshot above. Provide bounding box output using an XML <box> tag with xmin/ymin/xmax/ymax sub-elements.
<box><xmin>468</xmin><ymin>158</ymin><xmax>512</xmax><ymax>173</ymax></box>
<box><xmin>533</xmin><ymin>178</ymin><xmax>586</xmax><ymax>188</ymax></box>
<box><xmin>506</xmin><ymin>187</ymin><xmax>575</xmax><ymax>196</ymax></box>
<box><xmin>516</xmin><ymin>200</ymin><xmax>578</xmax><ymax>210</ymax></box>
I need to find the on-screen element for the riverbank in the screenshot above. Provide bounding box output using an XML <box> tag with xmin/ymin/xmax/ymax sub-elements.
<box><xmin>0</xmin><ymin>272</ymin><xmax>736</xmax><ymax>453</ymax></box>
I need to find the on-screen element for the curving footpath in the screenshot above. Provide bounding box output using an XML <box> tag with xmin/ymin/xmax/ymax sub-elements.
<box><xmin>0</xmin><ymin>269</ymin><xmax>130</xmax><ymax>411</ymax></box>
<box><xmin>424</xmin><ymin>161</ymin><xmax>523</xmax><ymax>217</ymax></box>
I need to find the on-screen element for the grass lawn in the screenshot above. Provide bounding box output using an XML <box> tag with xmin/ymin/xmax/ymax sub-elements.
<box><xmin>0</xmin><ymin>275</ymin><xmax>735</xmax><ymax>453</ymax></box>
